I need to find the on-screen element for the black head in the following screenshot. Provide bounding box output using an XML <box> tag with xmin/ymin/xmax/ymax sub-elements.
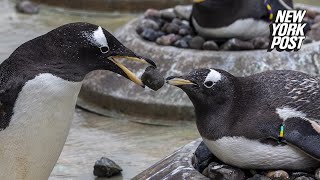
<box><xmin>166</xmin><ymin>68</ymin><xmax>237</xmax><ymax>108</ymax></box>
<box><xmin>11</xmin><ymin>22</ymin><xmax>155</xmax><ymax>86</ymax></box>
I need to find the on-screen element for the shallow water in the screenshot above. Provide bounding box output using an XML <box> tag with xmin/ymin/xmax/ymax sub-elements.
<box><xmin>1</xmin><ymin>0</ymin><xmax>320</xmax><ymax>179</ymax></box>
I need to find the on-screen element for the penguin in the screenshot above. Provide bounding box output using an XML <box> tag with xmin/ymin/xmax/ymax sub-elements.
<box><xmin>0</xmin><ymin>22</ymin><xmax>156</xmax><ymax>180</ymax></box>
<box><xmin>167</xmin><ymin>69</ymin><xmax>320</xmax><ymax>170</ymax></box>
<box><xmin>190</xmin><ymin>0</ymin><xmax>294</xmax><ymax>40</ymax></box>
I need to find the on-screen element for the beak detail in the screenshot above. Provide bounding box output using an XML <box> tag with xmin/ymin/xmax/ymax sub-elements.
<box><xmin>166</xmin><ymin>77</ymin><xmax>196</xmax><ymax>86</ymax></box>
<box><xmin>112</xmin><ymin>56</ymin><xmax>156</xmax><ymax>68</ymax></box>
<box><xmin>109</xmin><ymin>57</ymin><xmax>145</xmax><ymax>88</ymax></box>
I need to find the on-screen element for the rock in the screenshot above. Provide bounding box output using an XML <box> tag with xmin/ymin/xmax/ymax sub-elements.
<box><xmin>251</xmin><ymin>37</ymin><xmax>269</xmax><ymax>49</ymax></box>
<box><xmin>160</xmin><ymin>8</ymin><xmax>176</xmax><ymax>20</ymax></box>
<box><xmin>93</xmin><ymin>157</ymin><xmax>122</xmax><ymax>178</ymax></box>
<box><xmin>208</xmin><ymin>163</ymin><xmax>246</xmax><ymax>180</ymax></box>
<box><xmin>307</xmin><ymin>28</ymin><xmax>320</xmax><ymax>41</ymax></box>
<box><xmin>16</xmin><ymin>0</ymin><xmax>39</xmax><ymax>14</ymax></box>
<box><xmin>189</xmin><ymin>36</ymin><xmax>205</xmax><ymax>49</ymax></box>
<box><xmin>144</xmin><ymin>9</ymin><xmax>161</xmax><ymax>18</ymax></box>
<box><xmin>295</xmin><ymin>176</ymin><xmax>315</xmax><ymax>180</ymax></box>
<box><xmin>156</xmin><ymin>34</ymin><xmax>180</xmax><ymax>46</ymax></box>
<box><xmin>193</xmin><ymin>142</ymin><xmax>217</xmax><ymax>172</ymax></box>
<box><xmin>178</xmin><ymin>28</ymin><xmax>191</xmax><ymax>36</ymax></box>
<box><xmin>221</xmin><ymin>38</ymin><xmax>255</xmax><ymax>51</ymax></box>
<box><xmin>174</xmin><ymin>39</ymin><xmax>189</xmax><ymax>48</ymax></box>
<box><xmin>306</xmin><ymin>10</ymin><xmax>317</xmax><ymax>19</ymax></box>
<box><xmin>203</xmin><ymin>41</ymin><xmax>219</xmax><ymax>51</ymax></box>
<box><xmin>174</xmin><ymin>5</ymin><xmax>192</xmax><ymax>20</ymax></box>
<box><xmin>139</xmin><ymin>19</ymin><xmax>160</xmax><ymax>30</ymax></box>
<box><xmin>314</xmin><ymin>15</ymin><xmax>320</xmax><ymax>23</ymax></box>
<box><xmin>162</xmin><ymin>23</ymin><xmax>180</xmax><ymax>34</ymax></box>
<box><xmin>316</xmin><ymin>168</ymin><xmax>320</xmax><ymax>180</ymax></box>
<box><xmin>141</xmin><ymin>28</ymin><xmax>164</xmax><ymax>41</ymax></box>
<box><xmin>266</xmin><ymin>170</ymin><xmax>289</xmax><ymax>180</ymax></box>
<box><xmin>247</xmin><ymin>174</ymin><xmax>271</xmax><ymax>180</ymax></box>
<box><xmin>141</xmin><ymin>66</ymin><xmax>164</xmax><ymax>91</ymax></box>
<box><xmin>172</xmin><ymin>18</ymin><xmax>182</xmax><ymax>26</ymax></box>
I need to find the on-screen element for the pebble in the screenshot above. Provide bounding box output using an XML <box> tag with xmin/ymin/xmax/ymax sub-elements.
<box><xmin>140</xmin><ymin>19</ymin><xmax>160</xmax><ymax>30</ymax></box>
<box><xmin>144</xmin><ymin>9</ymin><xmax>161</xmax><ymax>18</ymax></box>
<box><xmin>93</xmin><ymin>157</ymin><xmax>122</xmax><ymax>178</ymax></box>
<box><xmin>221</xmin><ymin>38</ymin><xmax>255</xmax><ymax>51</ymax></box>
<box><xmin>189</xmin><ymin>36</ymin><xmax>205</xmax><ymax>50</ymax></box>
<box><xmin>174</xmin><ymin>39</ymin><xmax>189</xmax><ymax>48</ymax></box>
<box><xmin>178</xmin><ymin>28</ymin><xmax>191</xmax><ymax>36</ymax></box>
<box><xmin>316</xmin><ymin>168</ymin><xmax>320</xmax><ymax>180</ymax></box>
<box><xmin>156</xmin><ymin>34</ymin><xmax>181</xmax><ymax>46</ymax></box>
<box><xmin>266</xmin><ymin>170</ymin><xmax>289</xmax><ymax>180</ymax></box>
<box><xmin>306</xmin><ymin>10</ymin><xmax>317</xmax><ymax>19</ymax></box>
<box><xmin>194</xmin><ymin>142</ymin><xmax>216</xmax><ymax>172</ymax></box>
<box><xmin>162</xmin><ymin>23</ymin><xmax>180</xmax><ymax>34</ymax></box>
<box><xmin>251</xmin><ymin>37</ymin><xmax>270</xmax><ymax>49</ymax></box>
<box><xmin>207</xmin><ymin>163</ymin><xmax>246</xmax><ymax>180</ymax></box>
<box><xmin>295</xmin><ymin>176</ymin><xmax>315</xmax><ymax>180</ymax></box>
<box><xmin>307</xmin><ymin>28</ymin><xmax>320</xmax><ymax>41</ymax></box>
<box><xmin>141</xmin><ymin>28</ymin><xmax>164</xmax><ymax>41</ymax></box>
<box><xmin>160</xmin><ymin>8</ymin><xmax>176</xmax><ymax>20</ymax></box>
<box><xmin>16</xmin><ymin>0</ymin><xmax>39</xmax><ymax>14</ymax></box>
<box><xmin>141</xmin><ymin>66</ymin><xmax>164</xmax><ymax>91</ymax></box>
<box><xmin>247</xmin><ymin>174</ymin><xmax>272</xmax><ymax>180</ymax></box>
<box><xmin>203</xmin><ymin>41</ymin><xmax>219</xmax><ymax>51</ymax></box>
<box><xmin>174</xmin><ymin>5</ymin><xmax>192</xmax><ymax>20</ymax></box>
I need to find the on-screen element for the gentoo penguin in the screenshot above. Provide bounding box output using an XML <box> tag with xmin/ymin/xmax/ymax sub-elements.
<box><xmin>0</xmin><ymin>22</ymin><xmax>155</xmax><ymax>180</ymax></box>
<box><xmin>167</xmin><ymin>69</ymin><xmax>320</xmax><ymax>170</ymax></box>
<box><xmin>190</xmin><ymin>0</ymin><xmax>293</xmax><ymax>40</ymax></box>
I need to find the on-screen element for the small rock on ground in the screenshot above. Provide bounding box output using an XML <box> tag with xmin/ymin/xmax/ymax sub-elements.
<box><xmin>266</xmin><ymin>170</ymin><xmax>289</xmax><ymax>180</ymax></box>
<box><xmin>189</xmin><ymin>36</ymin><xmax>205</xmax><ymax>50</ymax></box>
<box><xmin>202</xmin><ymin>41</ymin><xmax>219</xmax><ymax>50</ymax></box>
<box><xmin>16</xmin><ymin>0</ymin><xmax>39</xmax><ymax>14</ymax></box>
<box><xmin>93</xmin><ymin>157</ymin><xmax>122</xmax><ymax>178</ymax></box>
<box><xmin>221</xmin><ymin>38</ymin><xmax>254</xmax><ymax>51</ymax></box>
<box><xmin>247</xmin><ymin>174</ymin><xmax>271</xmax><ymax>180</ymax></box>
<box><xmin>207</xmin><ymin>163</ymin><xmax>246</xmax><ymax>180</ymax></box>
<box><xmin>316</xmin><ymin>168</ymin><xmax>320</xmax><ymax>180</ymax></box>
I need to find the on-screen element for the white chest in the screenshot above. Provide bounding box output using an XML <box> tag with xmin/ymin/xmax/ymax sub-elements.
<box><xmin>0</xmin><ymin>73</ymin><xmax>82</xmax><ymax>180</ymax></box>
<box><xmin>192</xmin><ymin>18</ymin><xmax>270</xmax><ymax>40</ymax></box>
<box><xmin>203</xmin><ymin>137</ymin><xmax>320</xmax><ymax>170</ymax></box>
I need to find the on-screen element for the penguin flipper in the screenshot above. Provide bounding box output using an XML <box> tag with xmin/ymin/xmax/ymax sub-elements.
<box><xmin>283</xmin><ymin>117</ymin><xmax>320</xmax><ymax>160</ymax></box>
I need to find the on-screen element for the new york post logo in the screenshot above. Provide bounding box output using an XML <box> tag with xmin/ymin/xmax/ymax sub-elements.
<box><xmin>268</xmin><ymin>10</ymin><xmax>307</xmax><ymax>52</ymax></box>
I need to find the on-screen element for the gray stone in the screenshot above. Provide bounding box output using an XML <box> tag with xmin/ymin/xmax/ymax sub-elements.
<box><xmin>247</xmin><ymin>174</ymin><xmax>271</xmax><ymax>180</ymax></box>
<box><xmin>141</xmin><ymin>28</ymin><xmax>164</xmax><ymax>41</ymax></box>
<box><xmin>266</xmin><ymin>170</ymin><xmax>289</xmax><ymax>180</ymax></box>
<box><xmin>295</xmin><ymin>176</ymin><xmax>315</xmax><ymax>180</ymax></box>
<box><xmin>189</xmin><ymin>36</ymin><xmax>205</xmax><ymax>49</ymax></box>
<box><xmin>251</xmin><ymin>37</ymin><xmax>269</xmax><ymax>49</ymax></box>
<box><xmin>16</xmin><ymin>0</ymin><xmax>39</xmax><ymax>14</ymax></box>
<box><xmin>221</xmin><ymin>38</ymin><xmax>255</xmax><ymax>51</ymax></box>
<box><xmin>160</xmin><ymin>8</ymin><xmax>176</xmax><ymax>20</ymax></box>
<box><xmin>162</xmin><ymin>23</ymin><xmax>180</xmax><ymax>34</ymax></box>
<box><xmin>93</xmin><ymin>157</ymin><xmax>122</xmax><ymax>178</ymax></box>
<box><xmin>141</xmin><ymin>66</ymin><xmax>165</xmax><ymax>91</ymax></box>
<box><xmin>179</xmin><ymin>28</ymin><xmax>191</xmax><ymax>36</ymax></box>
<box><xmin>139</xmin><ymin>19</ymin><xmax>160</xmax><ymax>30</ymax></box>
<box><xmin>194</xmin><ymin>142</ymin><xmax>216</xmax><ymax>172</ymax></box>
<box><xmin>207</xmin><ymin>163</ymin><xmax>246</xmax><ymax>180</ymax></box>
<box><xmin>156</xmin><ymin>34</ymin><xmax>180</xmax><ymax>46</ymax></box>
<box><xmin>316</xmin><ymin>168</ymin><xmax>320</xmax><ymax>180</ymax></box>
<box><xmin>202</xmin><ymin>41</ymin><xmax>219</xmax><ymax>51</ymax></box>
<box><xmin>174</xmin><ymin>39</ymin><xmax>189</xmax><ymax>48</ymax></box>
<box><xmin>307</xmin><ymin>28</ymin><xmax>320</xmax><ymax>41</ymax></box>
<box><xmin>174</xmin><ymin>5</ymin><xmax>192</xmax><ymax>20</ymax></box>
<box><xmin>132</xmin><ymin>139</ymin><xmax>208</xmax><ymax>180</ymax></box>
<box><xmin>144</xmin><ymin>9</ymin><xmax>161</xmax><ymax>18</ymax></box>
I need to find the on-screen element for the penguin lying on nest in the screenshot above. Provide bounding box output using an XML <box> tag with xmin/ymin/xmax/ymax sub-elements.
<box><xmin>167</xmin><ymin>69</ymin><xmax>320</xmax><ymax>170</ymax></box>
<box><xmin>190</xmin><ymin>0</ymin><xmax>294</xmax><ymax>40</ymax></box>
<box><xmin>0</xmin><ymin>22</ymin><xmax>156</xmax><ymax>180</ymax></box>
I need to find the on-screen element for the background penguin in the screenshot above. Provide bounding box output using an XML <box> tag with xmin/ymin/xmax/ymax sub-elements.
<box><xmin>190</xmin><ymin>0</ymin><xmax>294</xmax><ymax>40</ymax></box>
<box><xmin>167</xmin><ymin>69</ymin><xmax>320</xmax><ymax>170</ymax></box>
<box><xmin>0</xmin><ymin>22</ymin><xmax>155</xmax><ymax>180</ymax></box>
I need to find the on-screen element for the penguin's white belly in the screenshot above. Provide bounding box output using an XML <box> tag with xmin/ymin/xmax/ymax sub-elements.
<box><xmin>0</xmin><ymin>73</ymin><xmax>82</xmax><ymax>180</ymax></box>
<box><xmin>203</xmin><ymin>137</ymin><xmax>320</xmax><ymax>170</ymax></box>
<box><xmin>192</xmin><ymin>18</ymin><xmax>269</xmax><ymax>40</ymax></box>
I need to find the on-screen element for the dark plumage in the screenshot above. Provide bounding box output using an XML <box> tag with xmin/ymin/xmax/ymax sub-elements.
<box><xmin>167</xmin><ymin>69</ymin><xmax>320</xmax><ymax>170</ymax></box>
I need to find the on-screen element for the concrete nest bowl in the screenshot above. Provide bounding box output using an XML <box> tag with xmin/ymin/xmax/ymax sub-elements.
<box><xmin>79</xmin><ymin>4</ymin><xmax>320</xmax><ymax>121</ymax></box>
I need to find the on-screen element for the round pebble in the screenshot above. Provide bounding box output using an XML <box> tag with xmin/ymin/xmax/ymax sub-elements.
<box><xmin>315</xmin><ymin>168</ymin><xmax>320</xmax><ymax>180</ymax></box>
<box><xmin>266</xmin><ymin>170</ymin><xmax>289</xmax><ymax>180</ymax></box>
<box><xmin>141</xmin><ymin>28</ymin><xmax>164</xmax><ymax>41</ymax></box>
<box><xmin>189</xmin><ymin>36</ymin><xmax>205</xmax><ymax>50</ymax></box>
<box><xmin>160</xmin><ymin>9</ymin><xmax>176</xmax><ymax>20</ymax></box>
<box><xmin>16</xmin><ymin>0</ymin><xmax>39</xmax><ymax>14</ymax></box>
<box><xmin>221</xmin><ymin>38</ymin><xmax>254</xmax><ymax>51</ymax></box>
<box><xmin>144</xmin><ymin>9</ymin><xmax>161</xmax><ymax>18</ymax></box>
<box><xmin>140</xmin><ymin>19</ymin><xmax>160</xmax><ymax>30</ymax></box>
<box><xmin>203</xmin><ymin>41</ymin><xmax>219</xmax><ymax>50</ymax></box>
<box><xmin>141</xmin><ymin>66</ymin><xmax>164</xmax><ymax>91</ymax></box>
<box><xmin>156</xmin><ymin>34</ymin><xmax>181</xmax><ymax>46</ymax></box>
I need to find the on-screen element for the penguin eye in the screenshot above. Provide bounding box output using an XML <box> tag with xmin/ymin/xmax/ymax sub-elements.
<box><xmin>204</xmin><ymin>81</ymin><xmax>214</xmax><ymax>88</ymax></box>
<box><xmin>100</xmin><ymin>46</ymin><xmax>109</xmax><ymax>54</ymax></box>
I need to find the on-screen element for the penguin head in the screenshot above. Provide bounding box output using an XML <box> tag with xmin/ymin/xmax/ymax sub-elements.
<box><xmin>166</xmin><ymin>68</ymin><xmax>236</xmax><ymax>107</ymax></box>
<box><xmin>18</xmin><ymin>22</ymin><xmax>155</xmax><ymax>87</ymax></box>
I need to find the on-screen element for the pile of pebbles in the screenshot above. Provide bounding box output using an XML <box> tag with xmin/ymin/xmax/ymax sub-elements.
<box><xmin>136</xmin><ymin>5</ymin><xmax>320</xmax><ymax>51</ymax></box>
<box><xmin>193</xmin><ymin>142</ymin><xmax>320</xmax><ymax>180</ymax></box>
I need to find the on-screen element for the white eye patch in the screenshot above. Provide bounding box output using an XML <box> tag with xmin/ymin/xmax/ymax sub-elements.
<box><xmin>204</xmin><ymin>69</ymin><xmax>222</xmax><ymax>88</ymax></box>
<box><xmin>84</xmin><ymin>26</ymin><xmax>109</xmax><ymax>49</ymax></box>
